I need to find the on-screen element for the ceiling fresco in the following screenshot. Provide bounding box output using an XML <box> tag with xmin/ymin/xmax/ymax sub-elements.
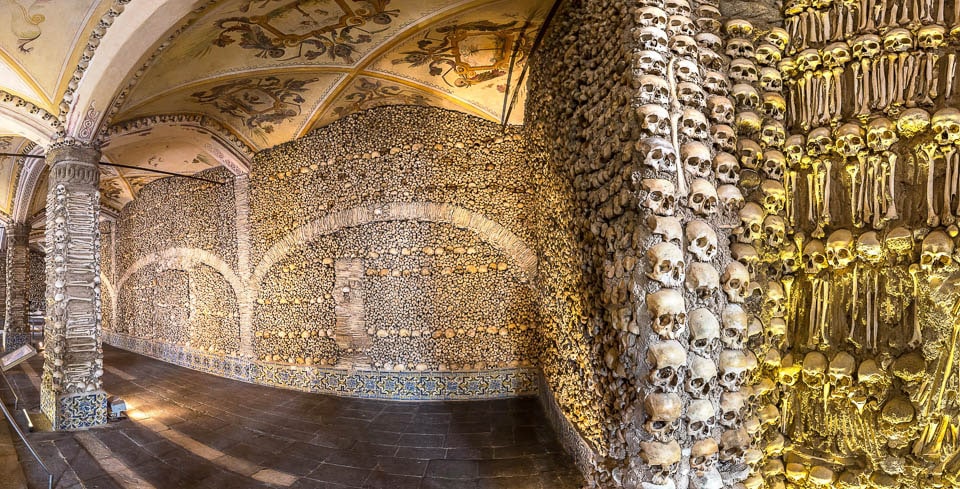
<box><xmin>0</xmin><ymin>0</ymin><xmax>551</xmax><ymax>217</ymax></box>
<box><xmin>0</xmin><ymin>135</ymin><xmax>31</xmax><ymax>217</ymax></box>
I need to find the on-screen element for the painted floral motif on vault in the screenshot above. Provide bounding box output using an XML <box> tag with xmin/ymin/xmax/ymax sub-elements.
<box><xmin>332</xmin><ymin>77</ymin><xmax>428</xmax><ymax>118</ymax></box>
<box><xmin>392</xmin><ymin>20</ymin><xmax>535</xmax><ymax>89</ymax></box>
<box><xmin>212</xmin><ymin>0</ymin><xmax>399</xmax><ymax>62</ymax></box>
<box><xmin>191</xmin><ymin>76</ymin><xmax>318</xmax><ymax>133</ymax></box>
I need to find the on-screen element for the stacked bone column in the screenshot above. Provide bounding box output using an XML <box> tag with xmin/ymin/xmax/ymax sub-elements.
<box><xmin>720</xmin><ymin>19</ymin><xmax>794</xmax><ymax>489</ymax></box>
<box><xmin>40</xmin><ymin>141</ymin><xmax>107</xmax><ymax>430</ymax></box>
<box><xmin>4</xmin><ymin>222</ymin><xmax>30</xmax><ymax>349</ymax></box>
<box><xmin>775</xmin><ymin>0</ymin><xmax>960</xmax><ymax>485</ymax></box>
<box><xmin>631</xmin><ymin>0</ymin><xmax>758</xmax><ymax>486</ymax></box>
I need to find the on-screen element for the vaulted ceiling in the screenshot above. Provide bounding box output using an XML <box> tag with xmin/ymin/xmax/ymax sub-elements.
<box><xmin>0</xmin><ymin>0</ymin><xmax>548</xmax><ymax>224</ymax></box>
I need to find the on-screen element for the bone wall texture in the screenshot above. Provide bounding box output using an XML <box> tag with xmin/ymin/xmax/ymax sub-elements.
<box><xmin>5</xmin><ymin>223</ymin><xmax>29</xmax><ymax>333</ymax></box>
<box><xmin>764</xmin><ymin>1</ymin><xmax>960</xmax><ymax>487</ymax></box>
<box><xmin>525</xmin><ymin>0</ymin><xmax>756</xmax><ymax>486</ymax></box>
<box><xmin>249</xmin><ymin>107</ymin><xmax>539</xmax><ymax>372</ymax></box>
<box><xmin>27</xmin><ymin>248</ymin><xmax>44</xmax><ymax>312</ymax></box>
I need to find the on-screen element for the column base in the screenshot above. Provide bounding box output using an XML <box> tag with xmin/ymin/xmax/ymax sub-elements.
<box><xmin>40</xmin><ymin>384</ymin><xmax>107</xmax><ymax>431</ymax></box>
<box><xmin>3</xmin><ymin>332</ymin><xmax>30</xmax><ymax>353</ymax></box>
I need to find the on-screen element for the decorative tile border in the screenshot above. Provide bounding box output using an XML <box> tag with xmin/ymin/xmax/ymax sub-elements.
<box><xmin>537</xmin><ymin>372</ymin><xmax>599</xmax><ymax>484</ymax></box>
<box><xmin>104</xmin><ymin>331</ymin><xmax>538</xmax><ymax>400</ymax></box>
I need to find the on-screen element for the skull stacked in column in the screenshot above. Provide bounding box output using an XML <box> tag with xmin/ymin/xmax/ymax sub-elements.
<box><xmin>773</xmin><ymin>0</ymin><xmax>960</xmax><ymax>486</ymax></box>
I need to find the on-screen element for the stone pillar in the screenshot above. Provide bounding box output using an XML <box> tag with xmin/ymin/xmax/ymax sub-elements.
<box><xmin>39</xmin><ymin>142</ymin><xmax>107</xmax><ymax>431</ymax></box>
<box><xmin>233</xmin><ymin>175</ymin><xmax>254</xmax><ymax>359</ymax></box>
<box><xmin>5</xmin><ymin>222</ymin><xmax>30</xmax><ymax>351</ymax></box>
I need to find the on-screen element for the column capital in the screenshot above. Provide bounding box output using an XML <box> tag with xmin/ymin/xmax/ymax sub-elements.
<box><xmin>45</xmin><ymin>140</ymin><xmax>101</xmax><ymax>167</ymax></box>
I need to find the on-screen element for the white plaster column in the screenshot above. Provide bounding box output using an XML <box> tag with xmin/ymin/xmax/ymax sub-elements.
<box><xmin>40</xmin><ymin>142</ymin><xmax>107</xmax><ymax>430</ymax></box>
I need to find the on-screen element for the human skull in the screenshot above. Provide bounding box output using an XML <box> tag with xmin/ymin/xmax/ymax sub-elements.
<box><xmin>721</xmin><ymin>304</ymin><xmax>749</xmax><ymax>349</ymax></box>
<box><xmin>760</xmin><ymin>179</ymin><xmax>786</xmax><ymax>214</ymax></box>
<box><xmin>762</xmin><ymin>150</ymin><xmax>785</xmax><ymax>180</ymax></box>
<box><xmin>634</xmin><ymin>50</ymin><xmax>667</xmax><ymax>76</ymax></box>
<box><xmin>711</xmin><ymin>124</ymin><xmax>737</xmax><ymax>153</ymax></box>
<box><xmin>760</xmin><ymin>119</ymin><xmax>786</xmax><ymax>148</ymax></box>
<box><xmin>759</xmin><ymin>67</ymin><xmax>783</xmax><ymax>92</ymax></box>
<box><xmin>866</xmin><ymin>117</ymin><xmax>898</xmax><ymax>152</ymax></box>
<box><xmin>755</xmin><ymin>43</ymin><xmax>782</xmax><ymax>66</ymax></box>
<box><xmin>664</xmin><ymin>0</ymin><xmax>692</xmax><ymax>15</ymax></box>
<box><xmin>730</xmin><ymin>242</ymin><xmax>760</xmax><ymax>275</ymax></box>
<box><xmin>695</xmin><ymin>6</ymin><xmax>721</xmax><ymax>32</ymax></box>
<box><xmin>637</xmin><ymin>75</ymin><xmax>671</xmax><ymax>106</ymax></box>
<box><xmin>687</xmin><ymin>353</ymin><xmax>719</xmax><ymax>398</ymax></box>
<box><xmin>677</xmin><ymin>82</ymin><xmax>706</xmax><ymax>109</ymax></box>
<box><xmin>718</xmin><ymin>350</ymin><xmax>748</xmax><ymax>390</ymax></box>
<box><xmin>706</xmin><ymin>95</ymin><xmax>735</xmax><ymax>125</ymax></box>
<box><xmin>917</xmin><ymin>24</ymin><xmax>946</xmax><ymax>50</ymax></box>
<box><xmin>726</xmin><ymin>38</ymin><xmax>755</xmax><ymax>59</ymax></box>
<box><xmin>646</xmin><ymin>340</ymin><xmax>687</xmax><ymax>391</ymax></box>
<box><xmin>765</xmin><ymin>282</ymin><xmax>787</xmax><ymax>318</ymax></box>
<box><xmin>852</xmin><ymin>34</ymin><xmax>882</xmax><ymax>59</ymax></box>
<box><xmin>834</xmin><ymin>123</ymin><xmax>865</xmax><ymax>157</ymax></box>
<box><xmin>856</xmin><ymin>231</ymin><xmax>884</xmax><ymax>263</ymax></box>
<box><xmin>778</xmin><ymin>353</ymin><xmax>801</xmax><ymax>386</ymax></box>
<box><xmin>670</xmin><ymin>34</ymin><xmax>698</xmax><ymax>59</ymax></box>
<box><xmin>883</xmin><ymin>28</ymin><xmax>913</xmax><ymax>52</ymax></box>
<box><xmin>647</xmin><ymin>289</ymin><xmax>687</xmax><ymax>339</ymax></box>
<box><xmin>826</xmin><ymin>229</ymin><xmax>856</xmax><ymax>269</ymax></box>
<box><xmin>696</xmin><ymin>32</ymin><xmax>723</xmax><ymax>52</ymax></box>
<box><xmin>802</xmin><ymin>238</ymin><xmax>828</xmax><ymax>274</ymax></box>
<box><xmin>647</xmin><ymin>242</ymin><xmax>685</xmax><ymax>287</ymax></box>
<box><xmin>779</xmin><ymin>242</ymin><xmax>800</xmax><ymax>274</ymax></box>
<box><xmin>667</xmin><ymin>14</ymin><xmax>695</xmax><ymax>36</ymax></box>
<box><xmin>636</xmin><ymin>26</ymin><xmax>668</xmax><ymax>53</ymax></box>
<box><xmin>638</xmin><ymin>137</ymin><xmax>678</xmax><ymax>173</ymax></box>
<box><xmin>784</xmin><ymin>134</ymin><xmax>805</xmax><ymax>167</ymax></box>
<box><xmin>795</xmin><ymin>48</ymin><xmax>821</xmax><ymax>72</ymax></box>
<box><xmin>682</xmin><ymin>142</ymin><xmax>713</xmax><ymax>178</ymax></box>
<box><xmin>721</xmin><ymin>262</ymin><xmax>751</xmax><ymax>304</ymax></box>
<box><xmin>920</xmin><ymin>229</ymin><xmax>954</xmax><ymax>272</ymax></box>
<box><xmin>729</xmin><ymin>58</ymin><xmax>759</xmax><ymax>84</ymax></box>
<box><xmin>714</xmin><ymin>152</ymin><xmax>740</xmax><ymax>184</ymax></box>
<box><xmin>806</xmin><ymin>127</ymin><xmax>833</xmax><ymax>156</ymax></box>
<box><xmin>644</xmin><ymin>392</ymin><xmax>682</xmax><ymax>439</ymax></box>
<box><xmin>687</xmin><ymin>399</ymin><xmax>717</xmax><ymax>439</ymax></box>
<box><xmin>932</xmin><ymin>108</ymin><xmax>960</xmax><ymax>145</ymax></box>
<box><xmin>828</xmin><ymin>351</ymin><xmax>857</xmax><ymax>395</ymax></box>
<box><xmin>821</xmin><ymin>42</ymin><xmax>852</xmax><ymax>68</ymax></box>
<box><xmin>702</xmin><ymin>70</ymin><xmax>730</xmax><ymax>96</ymax></box>
<box><xmin>638</xmin><ymin>104</ymin><xmax>671</xmax><ymax>137</ymax></box>
<box><xmin>732</xmin><ymin>84</ymin><xmax>760</xmax><ymax>110</ymax></box>
<box><xmin>642</xmin><ymin>178</ymin><xmax>677</xmax><ymax>216</ymax></box>
<box><xmin>897</xmin><ymin>108</ymin><xmax>931</xmax><ymax>138</ymax></box>
<box><xmin>686</xmin><ymin>263</ymin><xmax>720</xmax><ymax>298</ymax></box>
<box><xmin>639</xmin><ymin>439</ymin><xmax>682</xmax><ymax>484</ymax></box>
<box><xmin>724</xmin><ymin>18</ymin><xmax>754</xmax><ymax>38</ymax></box>
<box><xmin>674</xmin><ymin>58</ymin><xmax>701</xmax><ymax>84</ymax></box>
<box><xmin>647</xmin><ymin>215</ymin><xmax>682</xmax><ymax>244</ymax></box>
<box><xmin>685</xmin><ymin>220</ymin><xmax>719</xmax><ymax>261</ymax></box>
<box><xmin>737</xmin><ymin>202</ymin><xmax>765</xmax><ymax>243</ymax></box>
<box><xmin>690</xmin><ymin>439</ymin><xmax>719</xmax><ymax>477</ymax></box>
<box><xmin>738</xmin><ymin>138</ymin><xmax>763</xmax><ymax>170</ymax></box>
<box><xmin>857</xmin><ymin>358</ymin><xmax>888</xmax><ymax>391</ymax></box>
<box><xmin>761</xmin><ymin>93</ymin><xmax>786</xmax><ymax>122</ymax></box>
<box><xmin>764</xmin><ymin>27</ymin><xmax>790</xmax><ymax>51</ymax></box>
<box><xmin>688</xmin><ymin>178</ymin><xmax>719</xmax><ymax>217</ymax></box>
<box><xmin>680</xmin><ymin>107</ymin><xmax>709</xmax><ymax>142</ymax></box>
<box><xmin>698</xmin><ymin>48</ymin><xmax>724</xmax><ymax>71</ymax></box>
<box><xmin>636</xmin><ymin>6</ymin><xmax>668</xmax><ymax>29</ymax></box>
<box><xmin>719</xmin><ymin>391</ymin><xmax>746</xmax><ymax>429</ymax></box>
<box><xmin>802</xmin><ymin>351</ymin><xmax>828</xmax><ymax>388</ymax></box>
<box><xmin>689</xmin><ymin>308</ymin><xmax>720</xmax><ymax>354</ymax></box>
<box><xmin>717</xmin><ymin>184</ymin><xmax>744</xmax><ymax>210</ymax></box>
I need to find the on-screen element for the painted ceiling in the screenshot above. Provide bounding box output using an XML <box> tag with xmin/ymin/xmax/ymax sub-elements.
<box><xmin>0</xmin><ymin>0</ymin><xmax>548</xmax><ymax>221</ymax></box>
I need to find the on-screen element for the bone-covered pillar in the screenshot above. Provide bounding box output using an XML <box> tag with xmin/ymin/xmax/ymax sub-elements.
<box><xmin>5</xmin><ymin>222</ymin><xmax>30</xmax><ymax>351</ymax></box>
<box><xmin>40</xmin><ymin>141</ymin><xmax>107</xmax><ymax>431</ymax></box>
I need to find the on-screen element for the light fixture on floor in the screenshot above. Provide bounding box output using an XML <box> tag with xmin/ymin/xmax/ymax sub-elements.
<box><xmin>108</xmin><ymin>396</ymin><xmax>127</xmax><ymax>421</ymax></box>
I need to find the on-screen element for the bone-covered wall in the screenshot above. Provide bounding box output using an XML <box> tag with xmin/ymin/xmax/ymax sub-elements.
<box><xmin>249</xmin><ymin>106</ymin><xmax>540</xmax><ymax>372</ymax></box>
<box><xmin>113</xmin><ymin>168</ymin><xmax>240</xmax><ymax>356</ymax></box>
<box><xmin>27</xmin><ymin>249</ymin><xmax>44</xmax><ymax>312</ymax></box>
<box><xmin>526</xmin><ymin>0</ymin><xmax>755</xmax><ymax>486</ymax></box>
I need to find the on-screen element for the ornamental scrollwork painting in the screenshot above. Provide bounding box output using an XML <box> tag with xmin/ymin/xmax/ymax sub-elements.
<box><xmin>212</xmin><ymin>0</ymin><xmax>399</xmax><ymax>63</ymax></box>
<box><xmin>191</xmin><ymin>76</ymin><xmax>318</xmax><ymax>133</ymax></box>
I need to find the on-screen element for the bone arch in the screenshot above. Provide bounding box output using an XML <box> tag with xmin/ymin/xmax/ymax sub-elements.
<box><xmin>116</xmin><ymin>248</ymin><xmax>243</xmax><ymax>303</ymax></box>
<box><xmin>251</xmin><ymin>202</ymin><xmax>538</xmax><ymax>293</ymax></box>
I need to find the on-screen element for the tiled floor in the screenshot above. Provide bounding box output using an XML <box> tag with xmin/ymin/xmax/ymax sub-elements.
<box><xmin>2</xmin><ymin>346</ymin><xmax>584</xmax><ymax>488</ymax></box>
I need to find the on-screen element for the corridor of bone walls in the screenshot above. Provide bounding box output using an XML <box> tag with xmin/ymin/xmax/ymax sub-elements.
<box><xmin>104</xmin><ymin>106</ymin><xmax>550</xmax><ymax>399</ymax></box>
